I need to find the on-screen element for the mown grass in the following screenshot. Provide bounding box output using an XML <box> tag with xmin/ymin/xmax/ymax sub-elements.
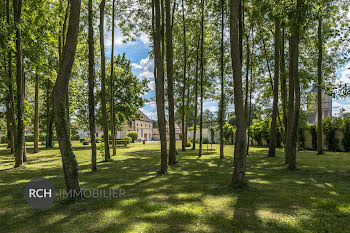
<box><xmin>0</xmin><ymin>141</ymin><xmax>350</xmax><ymax>233</ymax></box>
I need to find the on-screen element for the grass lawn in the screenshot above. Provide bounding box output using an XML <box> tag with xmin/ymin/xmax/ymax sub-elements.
<box><xmin>0</xmin><ymin>141</ymin><xmax>350</xmax><ymax>233</ymax></box>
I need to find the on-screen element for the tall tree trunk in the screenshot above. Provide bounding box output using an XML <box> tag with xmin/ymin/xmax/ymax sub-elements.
<box><xmin>230</xmin><ymin>0</ymin><xmax>247</xmax><ymax>184</ymax></box>
<box><xmin>287</xmin><ymin>0</ymin><xmax>302</xmax><ymax>170</ymax></box>
<box><xmin>166</xmin><ymin>0</ymin><xmax>176</xmax><ymax>164</ymax></box>
<box><xmin>285</xmin><ymin>35</ymin><xmax>295</xmax><ymax>164</ymax></box>
<box><xmin>52</xmin><ymin>0</ymin><xmax>81</xmax><ymax>193</ymax></box>
<box><xmin>244</xmin><ymin>29</ymin><xmax>250</xmax><ymax>127</ymax></box>
<box><xmin>185</xmin><ymin>83</ymin><xmax>190</xmax><ymax>148</ymax></box>
<box><xmin>154</xmin><ymin>0</ymin><xmax>168</xmax><ymax>173</ymax></box>
<box><xmin>317</xmin><ymin>14</ymin><xmax>323</xmax><ymax>155</ymax></box>
<box><xmin>88</xmin><ymin>0</ymin><xmax>97</xmax><ymax>171</ymax></box>
<box><xmin>110</xmin><ymin>0</ymin><xmax>116</xmax><ymax>156</ymax></box>
<box><xmin>192</xmin><ymin>37</ymin><xmax>200</xmax><ymax>150</ymax></box>
<box><xmin>219</xmin><ymin>0</ymin><xmax>225</xmax><ymax>159</ymax></box>
<box><xmin>268</xmin><ymin>17</ymin><xmax>280</xmax><ymax>157</ymax></box>
<box><xmin>7</xmin><ymin>0</ymin><xmax>16</xmax><ymax>156</ymax></box>
<box><xmin>246</xmin><ymin>25</ymin><xmax>254</xmax><ymax>155</ymax></box>
<box><xmin>22</xmin><ymin>67</ymin><xmax>27</xmax><ymax>162</ymax></box>
<box><xmin>280</xmin><ymin>27</ymin><xmax>287</xmax><ymax>146</ymax></box>
<box><xmin>46</xmin><ymin>79</ymin><xmax>54</xmax><ymax>148</ymax></box>
<box><xmin>181</xmin><ymin>0</ymin><xmax>187</xmax><ymax>152</ymax></box>
<box><xmin>13</xmin><ymin>0</ymin><xmax>24</xmax><ymax>168</ymax></box>
<box><xmin>99</xmin><ymin>0</ymin><xmax>110</xmax><ymax>161</ymax></box>
<box><xmin>34</xmin><ymin>73</ymin><xmax>39</xmax><ymax>153</ymax></box>
<box><xmin>198</xmin><ymin>0</ymin><xmax>205</xmax><ymax>158</ymax></box>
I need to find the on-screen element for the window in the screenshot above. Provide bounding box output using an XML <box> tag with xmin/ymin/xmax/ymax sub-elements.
<box><xmin>141</xmin><ymin>124</ymin><xmax>142</xmax><ymax>127</ymax></box>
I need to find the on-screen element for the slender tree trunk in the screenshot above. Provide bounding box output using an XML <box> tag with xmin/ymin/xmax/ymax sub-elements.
<box><xmin>285</xmin><ymin>36</ymin><xmax>295</xmax><ymax>164</ymax></box>
<box><xmin>7</xmin><ymin>0</ymin><xmax>16</xmax><ymax>156</ymax></box>
<box><xmin>154</xmin><ymin>0</ymin><xmax>168</xmax><ymax>173</ymax></box>
<box><xmin>166</xmin><ymin>0</ymin><xmax>176</xmax><ymax>164</ymax></box>
<box><xmin>230</xmin><ymin>0</ymin><xmax>247</xmax><ymax>184</ymax></box>
<box><xmin>13</xmin><ymin>0</ymin><xmax>24</xmax><ymax>167</ymax></box>
<box><xmin>88</xmin><ymin>0</ymin><xmax>97</xmax><ymax>171</ymax></box>
<box><xmin>317</xmin><ymin>14</ymin><xmax>323</xmax><ymax>155</ymax></box>
<box><xmin>244</xmin><ymin>30</ymin><xmax>250</xmax><ymax>126</ymax></box>
<box><xmin>22</xmin><ymin>67</ymin><xmax>27</xmax><ymax>162</ymax></box>
<box><xmin>268</xmin><ymin>17</ymin><xmax>280</xmax><ymax>157</ymax></box>
<box><xmin>46</xmin><ymin>79</ymin><xmax>54</xmax><ymax>148</ymax></box>
<box><xmin>246</xmin><ymin>25</ymin><xmax>254</xmax><ymax>155</ymax></box>
<box><xmin>192</xmin><ymin>37</ymin><xmax>200</xmax><ymax>150</ymax></box>
<box><xmin>185</xmin><ymin>83</ymin><xmax>190</xmax><ymax>148</ymax></box>
<box><xmin>280</xmin><ymin>27</ymin><xmax>287</xmax><ymax>146</ymax></box>
<box><xmin>219</xmin><ymin>0</ymin><xmax>225</xmax><ymax>159</ymax></box>
<box><xmin>287</xmin><ymin>0</ymin><xmax>302</xmax><ymax>170</ymax></box>
<box><xmin>181</xmin><ymin>0</ymin><xmax>187</xmax><ymax>152</ymax></box>
<box><xmin>198</xmin><ymin>0</ymin><xmax>205</xmax><ymax>158</ymax></box>
<box><xmin>99</xmin><ymin>0</ymin><xmax>110</xmax><ymax>161</ymax></box>
<box><xmin>34</xmin><ymin>73</ymin><xmax>39</xmax><ymax>153</ymax></box>
<box><xmin>52</xmin><ymin>0</ymin><xmax>81</xmax><ymax>193</ymax></box>
<box><xmin>110</xmin><ymin>0</ymin><xmax>116</xmax><ymax>156</ymax></box>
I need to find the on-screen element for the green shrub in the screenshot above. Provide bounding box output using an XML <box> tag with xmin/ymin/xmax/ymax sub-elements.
<box><xmin>343</xmin><ymin>119</ymin><xmax>350</xmax><ymax>152</ymax></box>
<box><xmin>250</xmin><ymin>119</ymin><xmax>270</xmax><ymax>146</ymax></box>
<box><xmin>1</xmin><ymin>136</ymin><xmax>7</xmax><ymax>144</ymax></box>
<box><xmin>323</xmin><ymin>117</ymin><xmax>339</xmax><ymax>152</ymax></box>
<box><xmin>309</xmin><ymin>124</ymin><xmax>317</xmax><ymax>151</ymax></box>
<box><xmin>124</xmin><ymin>136</ymin><xmax>132</xmax><ymax>142</ymax></box>
<box><xmin>186</xmin><ymin>141</ymin><xmax>191</xmax><ymax>147</ymax></box>
<box><xmin>203</xmin><ymin>138</ymin><xmax>209</xmax><ymax>144</ymax></box>
<box><xmin>127</xmin><ymin>131</ymin><xmax>138</xmax><ymax>143</ymax></box>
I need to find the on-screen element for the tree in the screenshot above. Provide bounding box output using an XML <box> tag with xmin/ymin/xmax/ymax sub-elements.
<box><xmin>317</xmin><ymin>10</ymin><xmax>323</xmax><ymax>155</ymax></box>
<box><xmin>230</xmin><ymin>0</ymin><xmax>246</xmax><ymax>184</ymax></box>
<box><xmin>218</xmin><ymin>0</ymin><xmax>225</xmax><ymax>159</ymax></box>
<box><xmin>110</xmin><ymin>0</ymin><xmax>116</xmax><ymax>156</ymax></box>
<box><xmin>198</xmin><ymin>0</ymin><xmax>205</xmax><ymax>157</ymax></box>
<box><xmin>88</xmin><ymin>0</ymin><xmax>97</xmax><ymax>171</ymax></box>
<box><xmin>13</xmin><ymin>0</ymin><xmax>24</xmax><ymax>168</ymax></box>
<box><xmin>154</xmin><ymin>0</ymin><xmax>168</xmax><ymax>173</ymax></box>
<box><xmin>268</xmin><ymin>17</ymin><xmax>280</xmax><ymax>157</ymax></box>
<box><xmin>181</xmin><ymin>0</ymin><xmax>187</xmax><ymax>152</ymax></box>
<box><xmin>127</xmin><ymin>131</ymin><xmax>138</xmax><ymax>143</ymax></box>
<box><xmin>99</xmin><ymin>0</ymin><xmax>110</xmax><ymax>161</ymax></box>
<box><xmin>192</xmin><ymin>37</ymin><xmax>200</xmax><ymax>151</ymax></box>
<box><xmin>166</xmin><ymin>0</ymin><xmax>176</xmax><ymax>164</ymax></box>
<box><xmin>34</xmin><ymin>73</ymin><xmax>39</xmax><ymax>153</ymax></box>
<box><xmin>52</xmin><ymin>0</ymin><xmax>81</xmax><ymax>193</ymax></box>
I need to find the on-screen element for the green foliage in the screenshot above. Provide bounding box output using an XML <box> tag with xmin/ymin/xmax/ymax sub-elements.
<box><xmin>342</xmin><ymin>119</ymin><xmax>350</xmax><ymax>152</ymax></box>
<box><xmin>203</xmin><ymin>138</ymin><xmax>209</xmax><ymax>144</ymax></box>
<box><xmin>322</xmin><ymin>117</ymin><xmax>340</xmax><ymax>152</ymax></box>
<box><xmin>309</xmin><ymin>124</ymin><xmax>318</xmax><ymax>151</ymax></box>
<box><xmin>250</xmin><ymin>119</ymin><xmax>270</xmax><ymax>146</ymax></box>
<box><xmin>127</xmin><ymin>131</ymin><xmax>138</xmax><ymax>143</ymax></box>
<box><xmin>221</xmin><ymin>123</ymin><xmax>233</xmax><ymax>141</ymax></box>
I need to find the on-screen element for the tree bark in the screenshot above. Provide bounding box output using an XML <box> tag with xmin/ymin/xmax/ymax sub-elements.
<box><xmin>46</xmin><ymin>79</ymin><xmax>54</xmax><ymax>148</ymax></box>
<box><xmin>110</xmin><ymin>0</ymin><xmax>116</xmax><ymax>156</ymax></box>
<box><xmin>52</xmin><ymin>0</ymin><xmax>81</xmax><ymax>193</ymax></box>
<box><xmin>280</xmin><ymin>27</ymin><xmax>287</xmax><ymax>146</ymax></box>
<box><xmin>154</xmin><ymin>0</ymin><xmax>168</xmax><ymax>173</ymax></box>
<box><xmin>244</xmin><ymin>29</ymin><xmax>250</xmax><ymax>129</ymax></box>
<box><xmin>198</xmin><ymin>0</ymin><xmax>205</xmax><ymax>158</ymax></box>
<box><xmin>268</xmin><ymin>17</ymin><xmax>280</xmax><ymax>157</ymax></box>
<box><xmin>181</xmin><ymin>0</ymin><xmax>187</xmax><ymax>152</ymax></box>
<box><xmin>34</xmin><ymin>73</ymin><xmax>39</xmax><ymax>153</ymax></box>
<box><xmin>219</xmin><ymin>0</ymin><xmax>225</xmax><ymax>159</ymax></box>
<box><xmin>13</xmin><ymin>0</ymin><xmax>24</xmax><ymax>168</ymax></box>
<box><xmin>99</xmin><ymin>0</ymin><xmax>111</xmax><ymax>161</ymax></box>
<box><xmin>317</xmin><ymin>14</ymin><xmax>323</xmax><ymax>155</ymax></box>
<box><xmin>88</xmin><ymin>0</ymin><xmax>97</xmax><ymax>171</ymax></box>
<box><xmin>166</xmin><ymin>0</ymin><xmax>176</xmax><ymax>164</ymax></box>
<box><xmin>22</xmin><ymin>67</ymin><xmax>27</xmax><ymax>162</ymax></box>
<box><xmin>230</xmin><ymin>0</ymin><xmax>247</xmax><ymax>184</ymax></box>
<box><xmin>287</xmin><ymin>0</ymin><xmax>302</xmax><ymax>171</ymax></box>
<box><xmin>192</xmin><ymin>37</ymin><xmax>200</xmax><ymax>150</ymax></box>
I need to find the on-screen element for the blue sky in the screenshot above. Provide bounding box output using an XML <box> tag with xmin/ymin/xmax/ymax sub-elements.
<box><xmin>105</xmin><ymin>29</ymin><xmax>350</xmax><ymax>120</ymax></box>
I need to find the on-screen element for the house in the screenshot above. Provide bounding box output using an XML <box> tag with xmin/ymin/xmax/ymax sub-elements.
<box><xmin>152</xmin><ymin>123</ymin><xmax>181</xmax><ymax>141</ymax></box>
<box><xmin>116</xmin><ymin>110</ymin><xmax>155</xmax><ymax>141</ymax></box>
<box><xmin>308</xmin><ymin>88</ymin><xmax>332</xmax><ymax>124</ymax></box>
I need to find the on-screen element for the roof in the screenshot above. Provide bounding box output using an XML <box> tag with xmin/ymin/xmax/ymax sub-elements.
<box><xmin>136</xmin><ymin>110</ymin><xmax>154</xmax><ymax>123</ymax></box>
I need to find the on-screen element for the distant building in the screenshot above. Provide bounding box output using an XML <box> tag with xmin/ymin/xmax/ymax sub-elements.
<box><xmin>308</xmin><ymin>88</ymin><xmax>332</xmax><ymax>124</ymax></box>
<box><xmin>117</xmin><ymin>110</ymin><xmax>154</xmax><ymax>141</ymax></box>
<box><xmin>152</xmin><ymin>123</ymin><xmax>181</xmax><ymax>141</ymax></box>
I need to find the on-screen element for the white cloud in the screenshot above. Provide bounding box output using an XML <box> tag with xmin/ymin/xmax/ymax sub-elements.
<box><xmin>148</xmin><ymin>80</ymin><xmax>156</xmax><ymax>90</ymax></box>
<box><xmin>132</xmin><ymin>63</ymin><xmax>142</xmax><ymax>69</ymax></box>
<box><xmin>333</xmin><ymin>101</ymin><xmax>350</xmax><ymax>113</ymax></box>
<box><xmin>134</xmin><ymin>57</ymin><xmax>155</xmax><ymax>80</ymax></box>
<box><xmin>338</xmin><ymin>63</ymin><xmax>350</xmax><ymax>84</ymax></box>
<box><xmin>140</xmin><ymin>32</ymin><xmax>150</xmax><ymax>45</ymax></box>
<box><xmin>140</xmin><ymin>109</ymin><xmax>158</xmax><ymax>120</ymax></box>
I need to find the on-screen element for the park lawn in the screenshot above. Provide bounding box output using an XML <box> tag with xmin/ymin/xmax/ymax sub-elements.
<box><xmin>0</xmin><ymin>142</ymin><xmax>350</xmax><ymax>233</ymax></box>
